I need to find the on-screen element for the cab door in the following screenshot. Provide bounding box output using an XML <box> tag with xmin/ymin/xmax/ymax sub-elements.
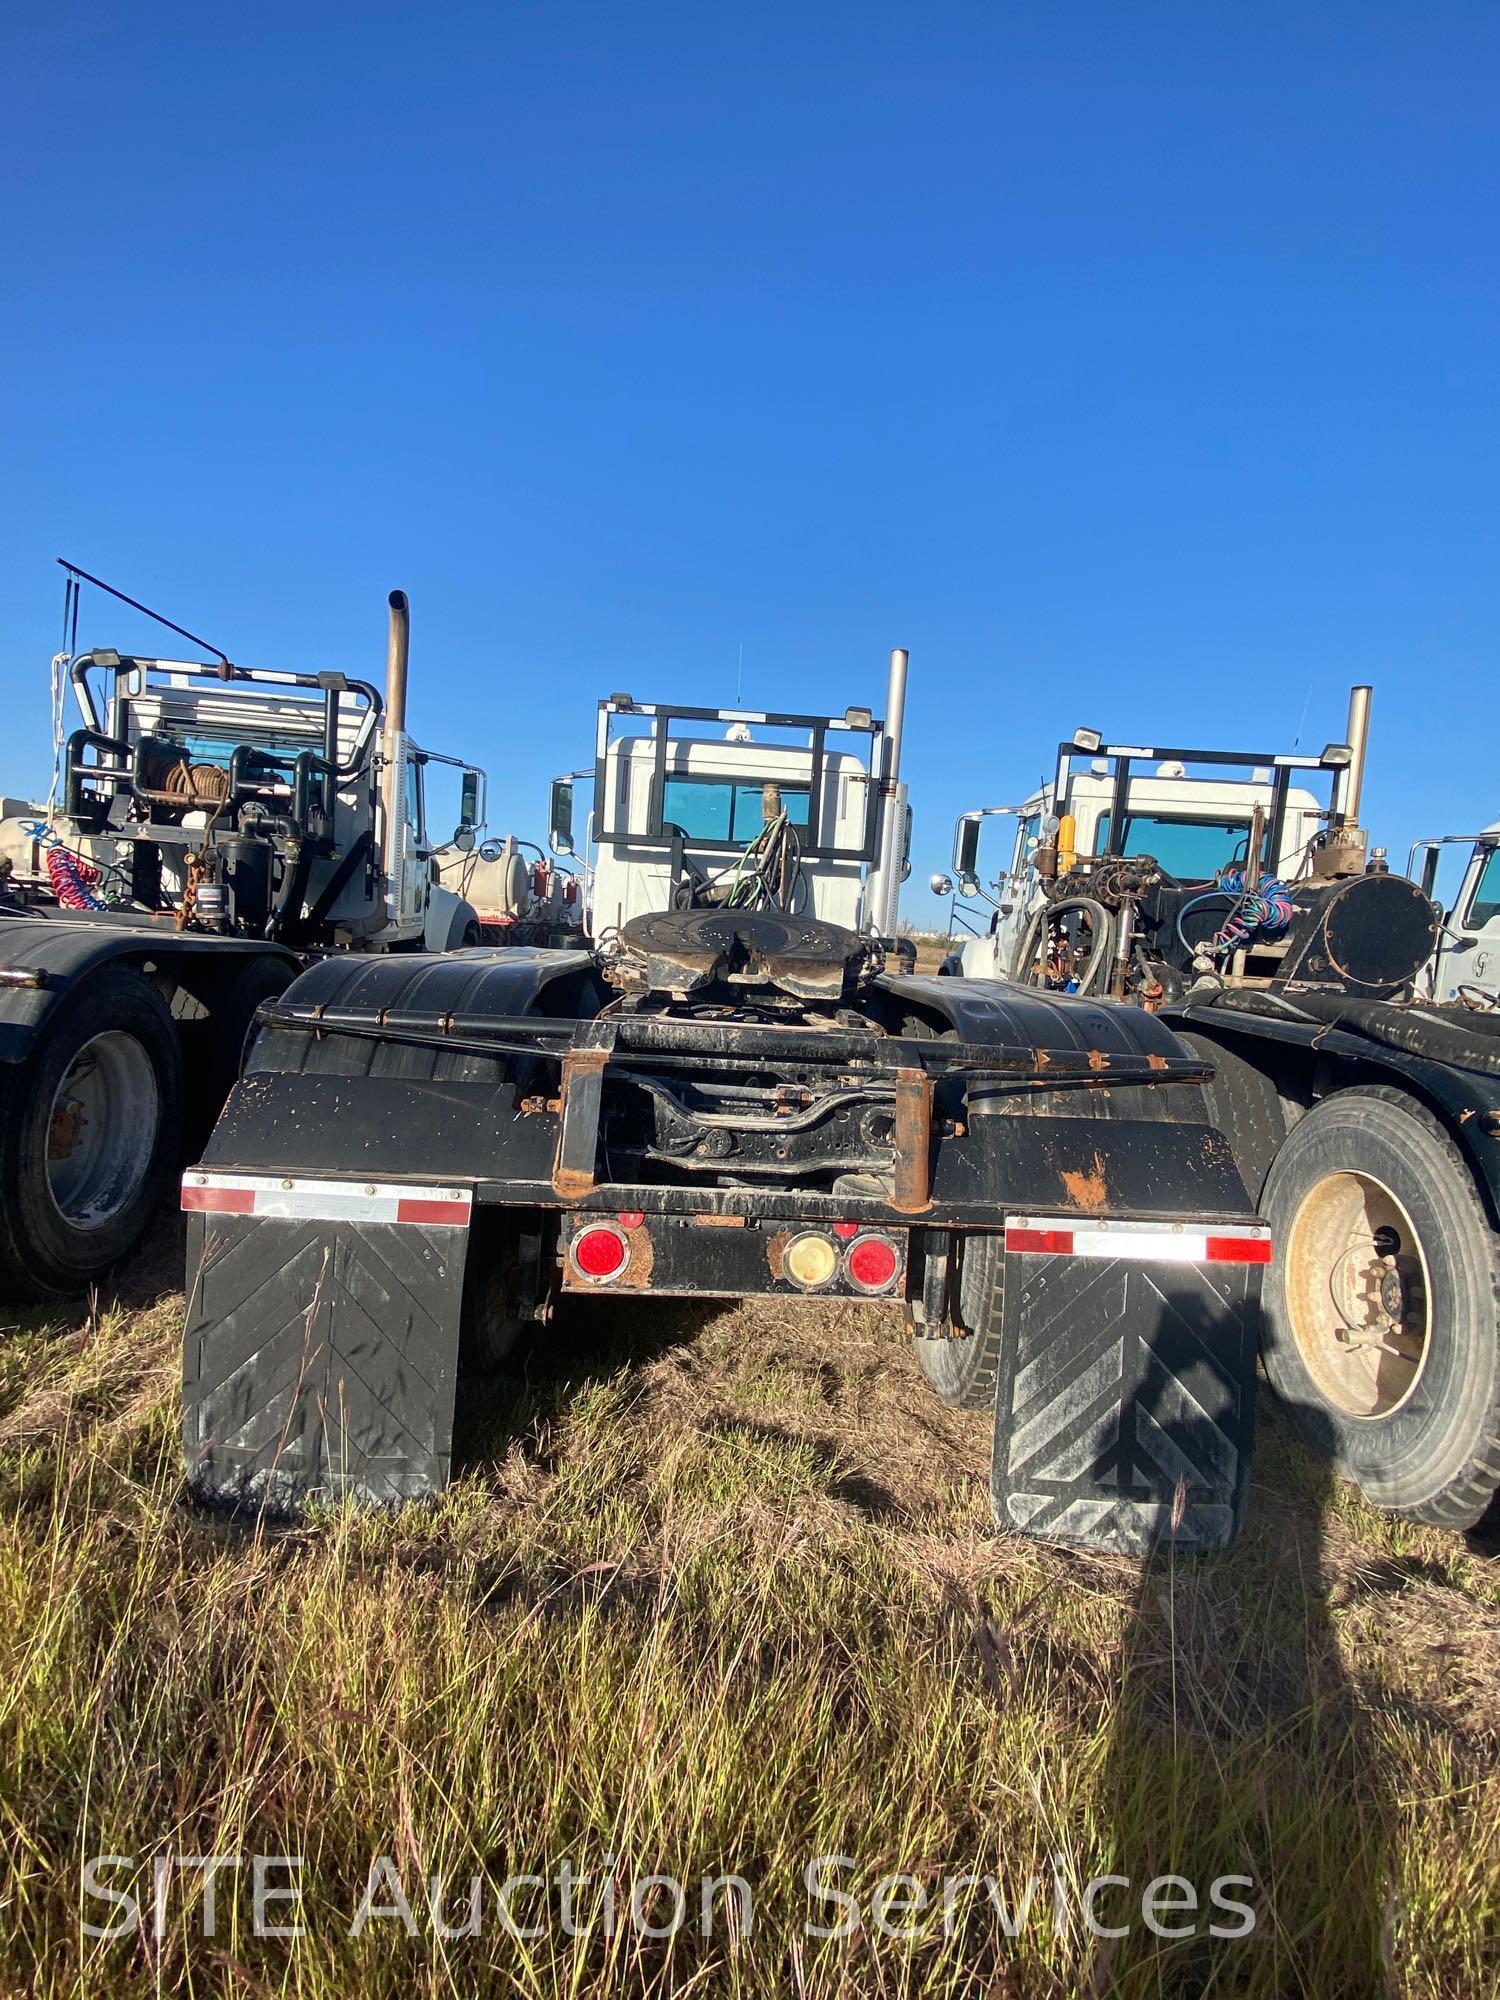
<box><xmin>1432</xmin><ymin>840</ymin><xmax>1500</xmax><ymax>1003</ymax></box>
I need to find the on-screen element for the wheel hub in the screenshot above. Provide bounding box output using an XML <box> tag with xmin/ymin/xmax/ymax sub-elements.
<box><xmin>45</xmin><ymin>1031</ymin><xmax>161</xmax><ymax>1229</ymax></box>
<box><xmin>1283</xmin><ymin>1168</ymin><xmax>1430</xmax><ymax>1419</ymax></box>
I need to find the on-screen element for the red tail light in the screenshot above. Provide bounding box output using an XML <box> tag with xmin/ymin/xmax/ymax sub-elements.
<box><xmin>846</xmin><ymin>1233</ymin><xmax>900</xmax><ymax>1293</ymax></box>
<box><xmin>572</xmin><ymin>1224</ymin><xmax>629</xmax><ymax>1281</ymax></box>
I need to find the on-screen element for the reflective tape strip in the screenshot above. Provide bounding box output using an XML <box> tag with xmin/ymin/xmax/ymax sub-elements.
<box><xmin>182</xmin><ymin>1173</ymin><xmax>473</xmax><ymax>1226</ymax></box>
<box><xmin>1004</xmin><ymin>1215</ymin><xmax>1270</xmax><ymax>1264</ymax></box>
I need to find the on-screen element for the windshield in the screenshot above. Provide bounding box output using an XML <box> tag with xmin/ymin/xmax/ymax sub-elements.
<box><xmin>1094</xmin><ymin>811</ymin><xmax>1251</xmax><ymax>879</ymax></box>
<box><xmin>661</xmin><ymin>776</ymin><xmax>810</xmax><ymax>843</ymax></box>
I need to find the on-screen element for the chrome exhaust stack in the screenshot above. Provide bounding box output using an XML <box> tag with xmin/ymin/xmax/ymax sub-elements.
<box><xmin>381</xmin><ymin>590</ymin><xmax>411</xmax><ymax>895</ymax></box>
<box><xmin>866</xmin><ymin>646</ymin><xmax>910</xmax><ymax>936</ymax></box>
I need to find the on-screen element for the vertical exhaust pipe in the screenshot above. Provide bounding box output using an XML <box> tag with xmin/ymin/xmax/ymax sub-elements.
<box><xmin>1339</xmin><ymin>683</ymin><xmax>1372</xmax><ymax>827</ymax></box>
<box><xmin>868</xmin><ymin>647</ymin><xmax>910</xmax><ymax>935</ymax></box>
<box><xmin>381</xmin><ymin>590</ymin><xmax>411</xmax><ymax>892</ymax></box>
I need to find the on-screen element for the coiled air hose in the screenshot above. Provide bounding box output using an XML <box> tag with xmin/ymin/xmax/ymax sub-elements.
<box><xmin>22</xmin><ymin>819</ymin><xmax>127</xmax><ymax>911</ymax></box>
<box><xmin>1176</xmin><ymin>869</ymin><xmax>1294</xmax><ymax>960</ymax></box>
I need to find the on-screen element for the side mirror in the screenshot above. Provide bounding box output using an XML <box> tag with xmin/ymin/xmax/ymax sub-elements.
<box><xmin>957</xmin><ymin>878</ymin><xmax>979</xmax><ymax>899</ymax></box>
<box><xmin>930</xmin><ymin>872</ymin><xmax>953</xmax><ymax>897</ymax></box>
<box><xmin>956</xmin><ymin>815</ymin><xmax>981</xmax><ymax>883</ymax></box>
<box><xmin>1431</xmin><ymin>901</ymin><xmax>1446</xmax><ymax>928</ymax></box>
<box><xmin>549</xmin><ymin>777</ymin><xmax>576</xmax><ymax>857</ymax></box>
<box><xmin>452</xmin><ymin>825</ymin><xmax>476</xmax><ymax>853</ymax></box>
<box><xmin>479</xmin><ymin>839</ymin><xmax>503</xmax><ymax>864</ymax></box>
<box><xmin>459</xmin><ymin>768</ymin><xmax>481</xmax><ymax>832</ymax></box>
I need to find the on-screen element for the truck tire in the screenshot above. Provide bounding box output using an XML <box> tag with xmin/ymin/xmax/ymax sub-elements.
<box><xmin>913</xmin><ymin>1233</ymin><xmax>1004</xmax><ymax>1409</ymax></box>
<box><xmin>1260</xmin><ymin>1086</ymin><xmax>1500</xmax><ymax>1528</ymax></box>
<box><xmin>0</xmin><ymin>967</ymin><xmax>186</xmax><ymax>1298</ymax></box>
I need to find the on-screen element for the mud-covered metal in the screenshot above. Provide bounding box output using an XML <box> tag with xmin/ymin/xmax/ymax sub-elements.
<box><xmin>0</xmin><ymin>913</ymin><xmax>300</xmax><ymax>1063</ymax></box>
<box><xmin>205</xmin><ymin>952</ymin><xmax>1252</xmax><ymax>1225</ymax></box>
<box><xmin>183</xmin><ymin>948</ymin><xmax>1270</xmax><ymax>1536</ymax></box>
<box><xmin>614</xmin><ymin>909</ymin><xmax>870</xmax><ymax>1000</ymax></box>
<box><xmin>1169</xmin><ymin>989</ymin><xmax>1500</xmax><ymax>1215</ymax></box>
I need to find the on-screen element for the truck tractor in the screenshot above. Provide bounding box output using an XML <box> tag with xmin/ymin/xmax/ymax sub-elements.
<box><xmin>934</xmin><ymin>690</ymin><xmax>1500</xmax><ymax>1530</ymax></box>
<box><xmin>0</xmin><ymin>571</ymin><xmax>488</xmax><ymax>1298</ymax></box>
<box><xmin>182</xmin><ymin>652</ymin><xmax>1273</xmax><ymax>1558</ymax></box>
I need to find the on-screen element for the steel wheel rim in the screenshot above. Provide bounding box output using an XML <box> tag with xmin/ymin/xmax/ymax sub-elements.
<box><xmin>1282</xmin><ymin>1167</ymin><xmax>1431</xmax><ymax>1420</ymax></box>
<box><xmin>46</xmin><ymin>1031</ymin><xmax>160</xmax><ymax>1228</ymax></box>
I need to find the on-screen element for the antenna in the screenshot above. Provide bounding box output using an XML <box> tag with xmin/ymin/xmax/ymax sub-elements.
<box><xmin>736</xmin><ymin>640</ymin><xmax>744</xmax><ymax>706</ymax></box>
<box><xmin>55</xmin><ymin>558</ymin><xmax>232</xmax><ymax>667</ymax></box>
<box><xmin>1291</xmin><ymin>683</ymin><xmax>1312</xmax><ymax>751</ymax></box>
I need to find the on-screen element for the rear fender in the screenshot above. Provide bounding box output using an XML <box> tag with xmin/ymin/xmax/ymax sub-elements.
<box><xmin>886</xmin><ymin>973</ymin><xmax>1259</xmax><ymax>1221</ymax></box>
<box><xmin>0</xmin><ymin>914</ymin><xmax>300</xmax><ymax>1062</ymax></box>
<box><xmin>200</xmin><ymin>944</ymin><xmax>602</xmax><ymax>1182</ymax></box>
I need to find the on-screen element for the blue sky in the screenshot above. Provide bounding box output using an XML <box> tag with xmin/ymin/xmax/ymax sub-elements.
<box><xmin>2</xmin><ymin>2</ymin><xmax>1495</xmax><ymax>914</ymax></box>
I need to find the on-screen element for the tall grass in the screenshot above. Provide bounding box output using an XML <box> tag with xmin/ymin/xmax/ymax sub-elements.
<box><xmin>0</xmin><ymin>1232</ymin><xmax>1495</xmax><ymax>1998</ymax></box>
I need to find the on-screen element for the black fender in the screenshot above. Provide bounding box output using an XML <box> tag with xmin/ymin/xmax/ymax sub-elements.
<box><xmin>200</xmin><ymin>945</ymin><xmax>605</xmax><ymax>1183</ymax></box>
<box><xmin>1166</xmin><ymin>994</ymin><xmax>1500</xmax><ymax>1225</ymax></box>
<box><xmin>0</xmin><ymin>913</ymin><xmax>301</xmax><ymax>1065</ymax></box>
<box><xmin>884</xmin><ymin>973</ymin><xmax>1257</xmax><ymax>1220</ymax></box>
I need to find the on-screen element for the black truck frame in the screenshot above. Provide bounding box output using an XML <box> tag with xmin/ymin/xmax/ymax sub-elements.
<box><xmin>181</xmin><ymin>933</ymin><xmax>1272</xmax><ymax>1555</ymax></box>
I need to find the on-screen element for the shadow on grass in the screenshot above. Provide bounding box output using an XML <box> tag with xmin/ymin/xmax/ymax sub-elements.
<box><xmin>1084</xmin><ymin>1293</ymin><xmax>1393</xmax><ymax>1998</ymax></box>
<box><xmin>451</xmin><ymin>1290</ymin><xmax>731</xmax><ymax>1477</ymax></box>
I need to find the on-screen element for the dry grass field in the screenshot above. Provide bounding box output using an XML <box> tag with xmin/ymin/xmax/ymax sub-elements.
<box><xmin>0</xmin><ymin>1219</ymin><xmax>1496</xmax><ymax>1999</ymax></box>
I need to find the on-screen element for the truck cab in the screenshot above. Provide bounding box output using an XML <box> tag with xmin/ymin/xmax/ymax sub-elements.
<box><xmin>1413</xmin><ymin>821</ymin><xmax>1500</xmax><ymax>1005</ymax></box>
<box><xmin>935</xmin><ymin>729</ymin><xmax>1328</xmax><ymax>984</ymax></box>
<box><xmin>19</xmin><ymin>592</ymin><xmax>487</xmax><ymax>953</ymax></box>
<box><xmin>548</xmin><ymin>691</ymin><xmax>911</xmax><ymax>939</ymax></box>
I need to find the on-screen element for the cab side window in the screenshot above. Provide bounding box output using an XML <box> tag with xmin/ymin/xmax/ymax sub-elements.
<box><xmin>1464</xmin><ymin>846</ymin><xmax>1500</xmax><ymax>929</ymax></box>
<box><xmin>1012</xmin><ymin>813</ymin><xmax>1040</xmax><ymax>876</ymax></box>
<box><xmin>405</xmin><ymin>759</ymin><xmax>425</xmax><ymax>849</ymax></box>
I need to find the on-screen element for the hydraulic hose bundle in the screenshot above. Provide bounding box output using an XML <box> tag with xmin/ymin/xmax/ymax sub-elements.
<box><xmin>721</xmin><ymin>809</ymin><xmax>807</xmax><ymax>914</ymax></box>
<box><xmin>1010</xmin><ymin>894</ymin><xmax>1116</xmax><ymax>996</ymax></box>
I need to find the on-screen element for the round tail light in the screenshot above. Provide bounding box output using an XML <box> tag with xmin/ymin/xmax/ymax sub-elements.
<box><xmin>846</xmin><ymin>1233</ymin><xmax>900</xmax><ymax>1293</ymax></box>
<box><xmin>572</xmin><ymin>1223</ymin><xmax>629</xmax><ymax>1281</ymax></box>
<box><xmin>783</xmin><ymin>1232</ymin><xmax>839</xmax><ymax>1290</ymax></box>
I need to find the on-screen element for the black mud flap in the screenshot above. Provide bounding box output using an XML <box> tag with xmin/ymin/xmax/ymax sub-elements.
<box><xmin>991</xmin><ymin>1230</ymin><xmax>1262</xmax><ymax>1554</ymax></box>
<box><xmin>183</xmin><ymin>1212</ymin><xmax>469</xmax><ymax>1513</ymax></box>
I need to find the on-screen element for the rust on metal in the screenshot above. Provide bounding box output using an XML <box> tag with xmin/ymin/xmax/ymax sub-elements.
<box><xmin>616</xmin><ymin>1226</ymin><xmax>656</xmax><ymax>1288</ymax></box>
<box><xmin>551</xmin><ymin>1045</ymin><xmax>610</xmax><ymax>1199</ymax></box>
<box><xmin>1060</xmin><ymin>1149</ymin><xmax>1109</xmax><ymax>1213</ymax></box>
<box><xmin>693</xmin><ymin>1213</ymin><xmax>748</xmax><ymax>1227</ymax></box>
<box><xmin>890</xmin><ymin>1066</ymin><xmax>935</xmax><ymax>1214</ymax></box>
